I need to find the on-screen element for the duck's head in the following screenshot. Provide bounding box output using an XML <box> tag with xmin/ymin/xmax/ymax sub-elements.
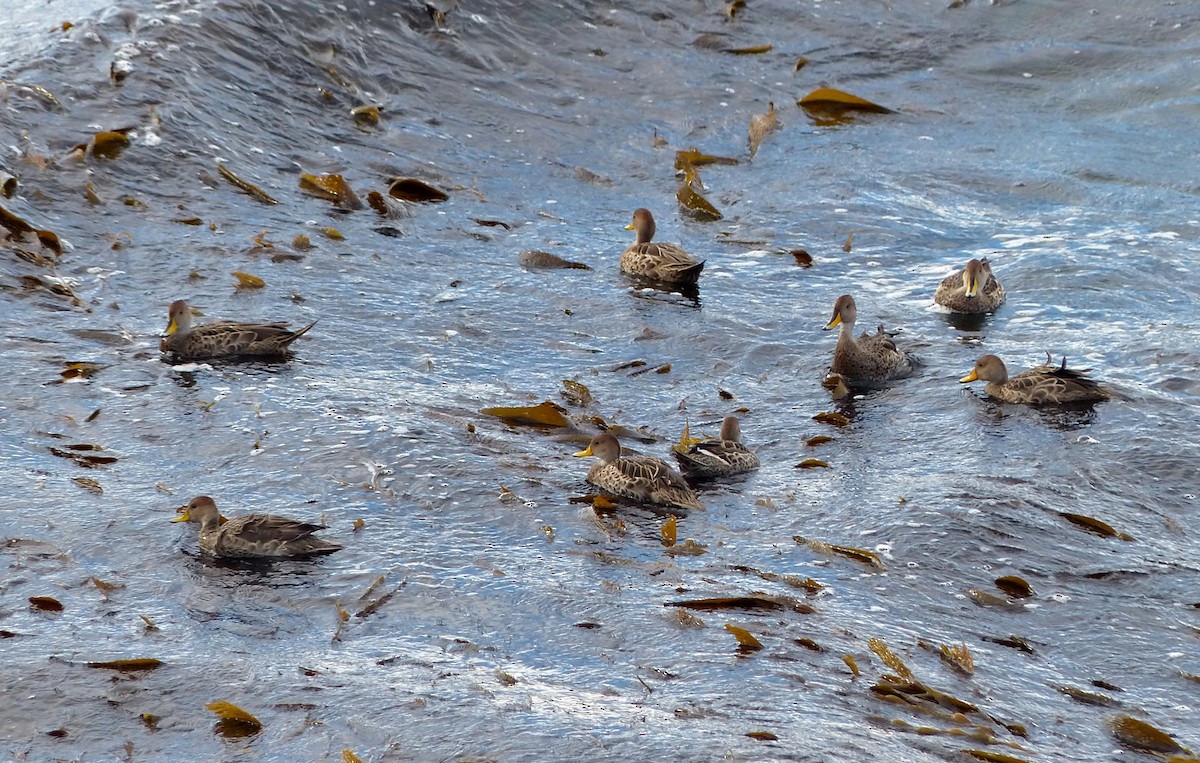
<box><xmin>625</xmin><ymin>208</ymin><xmax>656</xmax><ymax>244</ymax></box>
<box><xmin>165</xmin><ymin>300</ymin><xmax>193</xmax><ymax>336</ymax></box>
<box><xmin>823</xmin><ymin>294</ymin><xmax>857</xmax><ymax>331</ymax></box>
<box><xmin>172</xmin><ymin>495</ymin><xmax>220</xmax><ymax>525</ymax></box>
<box><xmin>574</xmin><ymin>433</ymin><xmax>621</xmax><ymax>464</ymax></box>
<box><xmin>962</xmin><ymin>258</ymin><xmax>988</xmax><ymax>298</ymax></box>
<box><xmin>719</xmin><ymin>416</ymin><xmax>742</xmax><ymax>442</ymax></box>
<box><xmin>960</xmin><ymin>354</ymin><xmax>1008</xmax><ymax>384</ymax></box>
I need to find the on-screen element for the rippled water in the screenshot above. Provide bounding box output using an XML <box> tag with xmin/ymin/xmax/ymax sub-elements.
<box><xmin>3</xmin><ymin>0</ymin><xmax>1199</xmax><ymax>760</ymax></box>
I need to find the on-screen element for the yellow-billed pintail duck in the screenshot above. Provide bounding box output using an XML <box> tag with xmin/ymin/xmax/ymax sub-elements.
<box><xmin>574</xmin><ymin>432</ymin><xmax>704</xmax><ymax>510</ymax></box>
<box><xmin>172</xmin><ymin>495</ymin><xmax>341</xmax><ymax>558</ymax></box>
<box><xmin>672</xmin><ymin>416</ymin><xmax>760</xmax><ymax>480</ymax></box>
<box><xmin>823</xmin><ymin>294</ymin><xmax>913</xmax><ymax>384</ymax></box>
<box><xmin>620</xmin><ymin>208</ymin><xmax>704</xmax><ymax>285</ymax></box>
<box><xmin>960</xmin><ymin>353</ymin><xmax>1111</xmax><ymax>404</ymax></box>
<box><xmin>934</xmin><ymin>257</ymin><xmax>1006</xmax><ymax>314</ymax></box>
<box><xmin>161</xmin><ymin>299</ymin><xmax>316</xmax><ymax>360</ymax></box>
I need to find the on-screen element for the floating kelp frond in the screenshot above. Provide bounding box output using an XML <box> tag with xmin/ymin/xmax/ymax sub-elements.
<box><xmin>725</xmin><ymin>43</ymin><xmax>773</xmax><ymax>55</ymax></box>
<box><xmin>868</xmin><ymin>638</ymin><xmax>914</xmax><ymax>679</ymax></box>
<box><xmin>1060</xmin><ymin>512</ymin><xmax>1134</xmax><ymax>541</ymax></box>
<box><xmin>813</xmin><ymin>411</ymin><xmax>850</xmax><ymax>427</ymax></box>
<box><xmin>660</xmin><ymin>515</ymin><xmax>677</xmax><ymax>546</ymax></box>
<box><xmin>729</xmin><ymin>564</ymin><xmax>823</xmax><ymax>593</ymax></box>
<box><xmin>674</xmin><ymin>148</ymin><xmax>739</xmax><ymax>168</ymax></box>
<box><xmin>795</xmin><ymin>459</ymin><xmax>829</xmax><ymax>469</ymax></box>
<box><xmin>725</xmin><ymin>623</ymin><xmax>763</xmax><ymax>650</ymax></box>
<box><xmin>795</xmin><ymin>536</ymin><xmax>884</xmax><ymax>570</ymax></box>
<box><xmin>994</xmin><ymin>575</ymin><xmax>1033</xmax><ymax>598</ymax></box>
<box><xmin>560</xmin><ymin>379</ymin><xmax>592</xmax><ymax>406</ymax></box>
<box><xmin>480</xmin><ymin>401</ymin><xmax>569</xmax><ymax>428</ymax></box>
<box><xmin>676</xmin><ymin>183</ymin><xmax>722</xmax><ymax>221</ymax></box>
<box><xmin>939</xmin><ymin>643</ymin><xmax>975</xmax><ymax>676</ymax></box>
<box><xmin>217</xmin><ymin>163</ymin><xmax>277</xmax><ymax>205</ymax></box>
<box><xmin>966</xmin><ymin>589</ymin><xmax>1025</xmax><ymax>611</ymax></box>
<box><xmin>72</xmin><ymin>477</ymin><xmax>103</xmax><ymax>494</ymax></box>
<box><xmin>231</xmin><ymin>271</ymin><xmax>265</xmax><ymax>289</ymax></box>
<box><xmin>300</xmin><ymin>173</ymin><xmax>362</xmax><ymax>209</ymax></box>
<box><xmin>806</xmin><ymin>435</ymin><xmax>833</xmax><ymax>446</ymax></box>
<box><xmin>1109</xmin><ymin>715</ymin><xmax>1189</xmax><ymax>754</ymax></box>
<box><xmin>963</xmin><ymin>750</ymin><xmax>1031</xmax><ymax>763</ymax></box>
<box><xmin>388</xmin><ymin>177</ymin><xmax>448</xmax><ymax>202</ymax></box>
<box><xmin>87</xmin><ymin>658</ymin><xmax>164</xmax><ymax>671</ymax></box>
<box><xmin>666</xmin><ymin>595</ymin><xmax>814</xmax><ymax>614</ymax></box>
<box><xmin>1055</xmin><ymin>685</ymin><xmax>1119</xmax><ymax>707</ymax></box>
<box><xmin>350</xmin><ymin>104</ymin><xmax>380</xmax><ymax>125</ymax></box>
<box><xmin>798</xmin><ymin>87</ymin><xmax>893</xmax><ymax>125</ymax></box>
<box><xmin>29</xmin><ymin>596</ymin><xmax>64</xmax><ymax>611</ymax></box>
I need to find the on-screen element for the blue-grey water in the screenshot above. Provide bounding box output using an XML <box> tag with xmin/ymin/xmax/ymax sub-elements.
<box><xmin>2</xmin><ymin>1</ymin><xmax>1199</xmax><ymax>761</ymax></box>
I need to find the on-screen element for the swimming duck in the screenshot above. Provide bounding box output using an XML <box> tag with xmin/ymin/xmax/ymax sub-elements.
<box><xmin>172</xmin><ymin>495</ymin><xmax>341</xmax><ymax>558</ymax></box>
<box><xmin>620</xmin><ymin>208</ymin><xmax>705</xmax><ymax>285</ymax></box>
<box><xmin>161</xmin><ymin>299</ymin><xmax>316</xmax><ymax>360</ymax></box>
<box><xmin>574</xmin><ymin>433</ymin><xmax>704</xmax><ymax>510</ymax></box>
<box><xmin>672</xmin><ymin>416</ymin><xmax>760</xmax><ymax>480</ymax></box>
<box><xmin>934</xmin><ymin>257</ymin><xmax>1006</xmax><ymax>314</ymax></box>
<box><xmin>959</xmin><ymin>353</ymin><xmax>1111</xmax><ymax>404</ymax></box>
<box><xmin>823</xmin><ymin>294</ymin><xmax>913</xmax><ymax>384</ymax></box>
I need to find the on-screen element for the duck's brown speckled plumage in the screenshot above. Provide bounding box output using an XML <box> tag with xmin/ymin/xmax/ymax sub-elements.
<box><xmin>673</xmin><ymin>416</ymin><xmax>760</xmax><ymax>480</ymax></box>
<box><xmin>172</xmin><ymin>496</ymin><xmax>341</xmax><ymax>558</ymax></box>
<box><xmin>823</xmin><ymin>294</ymin><xmax>913</xmax><ymax>384</ymax></box>
<box><xmin>161</xmin><ymin>299</ymin><xmax>315</xmax><ymax>360</ymax></box>
<box><xmin>620</xmin><ymin>208</ymin><xmax>704</xmax><ymax>285</ymax></box>
<box><xmin>934</xmin><ymin>257</ymin><xmax>1006</xmax><ymax>314</ymax></box>
<box><xmin>574</xmin><ymin>433</ymin><xmax>704</xmax><ymax>510</ymax></box>
<box><xmin>960</xmin><ymin>353</ymin><xmax>1111</xmax><ymax>404</ymax></box>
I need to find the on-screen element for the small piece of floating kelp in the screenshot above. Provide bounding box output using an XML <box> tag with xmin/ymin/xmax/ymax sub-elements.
<box><xmin>795</xmin><ymin>536</ymin><xmax>884</xmax><ymax>570</ymax></box>
<box><xmin>674</xmin><ymin>148</ymin><xmax>739</xmax><ymax>169</ymax></box>
<box><xmin>994</xmin><ymin>575</ymin><xmax>1034</xmax><ymax>598</ymax></box>
<box><xmin>217</xmin><ymin>163</ymin><xmax>277</xmax><ymax>205</ymax></box>
<box><xmin>0</xmin><ymin>170</ymin><xmax>17</xmax><ymax>197</ymax></box>
<box><xmin>205</xmin><ymin>700</ymin><xmax>263</xmax><ymax>737</ymax></box>
<box><xmin>560</xmin><ymin>379</ymin><xmax>593</xmax><ymax>407</ymax></box>
<box><xmin>480</xmin><ymin>401</ymin><xmax>569</xmax><ymax>428</ymax></box>
<box><xmin>728</xmin><ymin>564</ymin><xmax>823</xmax><ymax>593</ymax></box>
<box><xmin>86</xmin><ymin>658</ymin><xmax>164</xmax><ymax>672</ymax></box>
<box><xmin>966</xmin><ymin>588</ymin><xmax>1026</xmax><ymax>612</ymax></box>
<box><xmin>49</xmin><ymin>444</ymin><xmax>118</xmax><ymax>468</ymax></box>
<box><xmin>350</xmin><ymin>104</ymin><xmax>380</xmax><ymax>125</ymax></box>
<box><xmin>868</xmin><ymin>638</ymin><xmax>914</xmax><ymax>679</ymax></box>
<box><xmin>812</xmin><ymin>411</ymin><xmax>850</xmax><ymax>427</ymax></box>
<box><xmin>1055</xmin><ymin>684</ymin><xmax>1120</xmax><ymax>707</ymax></box>
<box><xmin>962</xmin><ymin>751</ymin><xmax>1032</xmax><ymax>763</ymax></box>
<box><xmin>798</xmin><ymin>87</ymin><xmax>894</xmax><ymax>124</ymax></box>
<box><xmin>231</xmin><ymin>271</ymin><xmax>265</xmax><ymax>290</ymax></box>
<box><xmin>939</xmin><ymin>642</ymin><xmax>975</xmax><ymax>676</ymax></box>
<box><xmin>518</xmin><ymin>250</ymin><xmax>591</xmax><ymax>270</ymax></box>
<box><xmin>299</xmin><ymin>172</ymin><xmax>362</xmax><ymax>210</ymax></box>
<box><xmin>665</xmin><ymin>595</ymin><xmax>814</xmax><ymax>614</ymax></box>
<box><xmin>29</xmin><ymin>596</ymin><xmax>64</xmax><ymax>611</ymax></box>
<box><xmin>0</xmin><ymin>202</ymin><xmax>63</xmax><ymax>259</ymax></box>
<box><xmin>872</xmin><ymin>675</ymin><xmax>979</xmax><ymax>714</ymax></box>
<box><xmin>725</xmin><ymin>43</ymin><xmax>773</xmax><ymax>55</ymax></box>
<box><xmin>676</xmin><ymin>182</ymin><xmax>722</xmax><ymax>221</ymax></box>
<box><xmin>387</xmin><ymin>177</ymin><xmax>448</xmax><ymax>202</ymax></box>
<box><xmin>69</xmin><ymin>129</ymin><xmax>132</xmax><ymax>160</ymax></box>
<box><xmin>1059</xmin><ymin>512</ymin><xmax>1134</xmax><ymax>541</ymax></box>
<box><xmin>725</xmin><ymin>623</ymin><xmax>763</xmax><ymax>650</ymax></box>
<box><xmin>1109</xmin><ymin>715</ymin><xmax>1191</xmax><ymax>755</ymax></box>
